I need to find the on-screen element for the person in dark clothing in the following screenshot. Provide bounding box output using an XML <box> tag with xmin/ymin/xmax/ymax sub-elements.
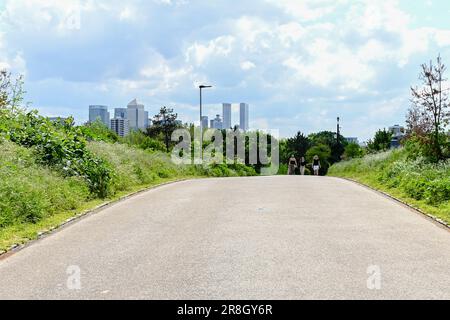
<box><xmin>299</xmin><ymin>157</ymin><xmax>307</xmax><ymax>175</ymax></box>
<box><xmin>288</xmin><ymin>155</ymin><xmax>297</xmax><ymax>175</ymax></box>
<box><xmin>312</xmin><ymin>155</ymin><xmax>321</xmax><ymax>176</ymax></box>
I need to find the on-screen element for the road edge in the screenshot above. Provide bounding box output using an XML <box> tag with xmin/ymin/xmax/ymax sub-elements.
<box><xmin>0</xmin><ymin>178</ymin><xmax>195</xmax><ymax>260</ymax></box>
<box><xmin>338</xmin><ymin>177</ymin><xmax>450</xmax><ymax>231</ymax></box>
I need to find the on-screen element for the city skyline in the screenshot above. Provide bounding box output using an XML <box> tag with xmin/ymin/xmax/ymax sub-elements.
<box><xmin>87</xmin><ymin>100</ymin><xmax>250</xmax><ymax>132</ymax></box>
<box><xmin>1</xmin><ymin>1</ymin><xmax>450</xmax><ymax>140</ymax></box>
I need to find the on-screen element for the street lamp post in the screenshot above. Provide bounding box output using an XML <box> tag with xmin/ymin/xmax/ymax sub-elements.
<box><xmin>337</xmin><ymin>117</ymin><xmax>341</xmax><ymax>146</ymax></box>
<box><xmin>199</xmin><ymin>85</ymin><xmax>212</xmax><ymax>158</ymax></box>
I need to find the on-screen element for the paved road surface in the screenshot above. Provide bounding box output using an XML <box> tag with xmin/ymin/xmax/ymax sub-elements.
<box><xmin>0</xmin><ymin>176</ymin><xmax>449</xmax><ymax>299</ymax></box>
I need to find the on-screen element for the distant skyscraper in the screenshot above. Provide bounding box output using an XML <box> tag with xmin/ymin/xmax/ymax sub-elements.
<box><xmin>89</xmin><ymin>105</ymin><xmax>110</xmax><ymax>128</ymax></box>
<box><xmin>239</xmin><ymin>103</ymin><xmax>249</xmax><ymax>131</ymax></box>
<box><xmin>222</xmin><ymin>103</ymin><xmax>232</xmax><ymax>130</ymax></box>
<box><xmin>144</xmin><ymin>111</ymin><xmax>149</xmax><ymax>129</ymax></box>
<box><xmin>111</xmin><ymin>118</ymin><xmax>129</xmax><ymax>137</ymax></box>
<box><xmin>201</xmin><ymin>116</ymin><xmax>209</xmax><ymax>130</ymax></box>
<box><xmin>114</xmin><ymin>108</ymin><xmax>127</xmax><ymax>119</ymax></box>
<box><xmin>389</xmin><ymin>125</ymin><xmax>406</xmax><ymax>149</ymax></box>
<box><xmin>345</xmin><ymin>137</ymin><xmax>359</xmax><ymax>144</ymax></box>
<box><xmin>127</xmin><ymin>99</ymin><xmax>146</xmax><ymax>130</ymax></box>
<box><xmin>212</xmin><ymin>114</ymin><xmax>223</xmax><ymax>130</ymax></box>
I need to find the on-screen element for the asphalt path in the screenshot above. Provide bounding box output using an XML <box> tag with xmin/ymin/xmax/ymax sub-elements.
<box><xmin>0</xmin><ymin>176</ymin><xmax>449</xmax><ymax>299</ymax></box>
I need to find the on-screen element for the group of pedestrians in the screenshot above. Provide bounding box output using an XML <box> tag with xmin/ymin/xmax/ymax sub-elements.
<box><xmin>287</xmin><ymin>155</ymin><xmax>321</xmax><ymax>176</ymax></box>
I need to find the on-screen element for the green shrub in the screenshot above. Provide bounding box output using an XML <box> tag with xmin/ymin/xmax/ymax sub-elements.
<box><xmin>306</xmin><ymin>144</ymin><xmax>331</xmax><ymax>175</ymax></box>
<box><xmin>344</xmin><ymin>143</ymin><xmax>363</xmax><ymax>159</ymax></box>
<box><xmin>79</xmin><ymin>119</ymin><xmax>119</xmax><ymax>143</ymax></box>
<box><xmin>121</xmin><ymin>130</ymin><xmax>166</xmax><ymax>152</ymax></box>
<box><xmin>2</xmin><ymin>110</ymin><xmax>114</xmax><ymax>198</ymax></box>
<box><xmin>425</xmin><ymin>178</ymin><xmax>450</xmax><ymax>204</ymax></box>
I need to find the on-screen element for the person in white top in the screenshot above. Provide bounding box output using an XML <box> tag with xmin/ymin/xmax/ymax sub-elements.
<box><xmin>312</xmin><ymin>155</ymin><xmax>321</xmax><ymax>176</ymax></box>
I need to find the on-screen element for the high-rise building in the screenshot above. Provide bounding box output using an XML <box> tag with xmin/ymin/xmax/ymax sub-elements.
<box><xmin>201</xmin><ymin>116</ymin><xmax>209</xmax><ymax>130</ymax></box>
<box><xmin>111</xmin><ymin>118</ymin><xmax>130</xmax><ymax>137</ymax></box>
<box><xmin>127</xmin><ymin>99</ymin><xmax>147</xmax><ymax>131</ymax></box>
<box><xmin>89</xmin><ymin>105</ymin><xmax>110</xmax><ymax>128</ymax></box>
<box><xmin>212</xmin><ymin>114</ymin><xmax>223</xmax><ymax>130</ymax></box>
<box><xmin>389</xmin><ymin>125</ymin><xmax>405</xmax><ymax>149</ymax></box>
<box><xmin>222</xmin><ymin>103</ymin><xmax>232</xmax><ymax>130</ymax></box>
<box><xmin>114</xmin><ymin>108</ymin><xmax>127</xmax><ymax>119</ymax></box>
<box><xmin>345</xmin><ymin>137</ymin><xmax>359</xmax><ymax>144</ymax></box>
<box><xmin>144</xmin><ymin>111</ymin><xmax>149</xmax><ymax>129</ymax></box>
<box><xmin>239</xmin><ymin>103</ymin><xmax>249</xmax><ymax>131</ymax></box>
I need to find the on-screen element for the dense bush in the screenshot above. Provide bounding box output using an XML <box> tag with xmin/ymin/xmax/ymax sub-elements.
<box><xmin>343</xmin><ymin>143</ymin><xmax>363</xmax><ymax>160</ymax></box>
<box><xmin>79</xmin><ymin>119</ymin><xmax>119</xmax><ymax>143</ymax></box>
<box><xmin>1</xmin><ymin>110</ymin><xmax>113</xmax><ymax>198</ymax></box>
<box><xmin>205</xmin><ymin>163</ymin><xmax>257</xmax><ymax>177</ymax></box>
<box><xmin>120</xmin><ymin>130</ymin><xmax>166</xmax><ymax>152</ymax></box>
<box><xmin>404</xmin><ymin>133</ymin><xmax>450</xmax><ymax>162</ymax></box>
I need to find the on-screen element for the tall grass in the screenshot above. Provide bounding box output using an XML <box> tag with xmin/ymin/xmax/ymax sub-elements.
<box><xmin>0</xmin><ymin>139</ymin><xmax>90</xmax><ymax>228</ymax></box>
<box><xmin>87</xmin><ymin>141</ymin><xmax>205</xmax><ymax>193</ymax></box>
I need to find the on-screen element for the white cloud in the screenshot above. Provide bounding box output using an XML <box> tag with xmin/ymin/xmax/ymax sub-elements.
<box><xmin>277</xmin><ymin>22</ymin><xmax>306</xmax><ymax>47</ymax></box>
<box><xmin>186</xmin><ymin>36</ymin><xmax>235</xmax><ymax>66</ymax></box>
<box><xmin>0</xmin><ymin>0</ymin><xmax>85</xmax><ymax>33</ymax></box>
<box><xmin>266</xmin><ymin>0</ymin><xmax>340</xmax><ymax>21</ymax></box>
<box><xmin>283</xmin><ymin>38</ymin><xmax>375</xmax><ymax>91</ymax></box>
<box><xmin>240</xmin><ymin>61</ymin><xmax>256</xmax><ymax>71</ymax></box>
<box><xmin>433</xmin><ymin>29</ymin><xmax>450</xmax><ymax>47</ymax></box>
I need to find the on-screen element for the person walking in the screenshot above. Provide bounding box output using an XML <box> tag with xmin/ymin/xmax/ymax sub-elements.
<box><xmin>312</xmin><ymin>155</ymin><xmax>321</xmax><ymax>176</ymax></box>
<box><xmin>288</xmin><ymin>155</ymin><xmax>297</xmax><ymax>175</ymax></box>
<box><xmin>299</xmin><ymin>156</ymin><xmax>307</xmax><ymax>176</ymax></box>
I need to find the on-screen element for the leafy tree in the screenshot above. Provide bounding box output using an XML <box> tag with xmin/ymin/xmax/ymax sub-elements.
<box><xmin>286</xmin><ymin>131</ymin><xmax>311</xmax><ymax>159</ymax></box>
<box><xmin>80</xmin><ymin>119</ymin><xmax>119</xmax><ymax>143</ymax></box>
<box><xmin>408</xmin><ymin>55</ymin><xmax>450</xmax><ymax>161</ymax></box>
<box><xmin>367</xmin><ymin>129</ymin><xmax>392</xmax><ymax>152</ymax></box>
<box><xmin>0</xmin><ymin>70</ymin><xmax>24</xmax><ymax>109</ymax></box>
<box><xmin>122</xmin><ymin>130</ymin><xmax>165</xmax><ymax>152</ymax></box>
<box><xmin>308</xmin><ymin>131</ymin><xmax>347</xmax><ymax>164</ymax></box>
<box><xmin>306</xmin><ymin>144</ymin><xmax>332</xmax><ymax>175</ymax></box>
<box><xmin>279</xmin><ymin>139</ymin><xmax>290</xmax><ymax>165</ymax></box>
<box><xmin>146</xmin><ymin>106</ymin><xmax>179</xmax><ymax>152</ymax></box>
<box><xmin>344</xmin><ymin>142</ymin><xmax>363</xmax><ymax>159</ymax></box>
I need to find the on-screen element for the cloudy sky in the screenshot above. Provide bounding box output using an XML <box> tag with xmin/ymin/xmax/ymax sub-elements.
<box><xmin>1</xmin><ymin>0</ymin><xmax>450</xmax><ymax>141</ymax></box>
